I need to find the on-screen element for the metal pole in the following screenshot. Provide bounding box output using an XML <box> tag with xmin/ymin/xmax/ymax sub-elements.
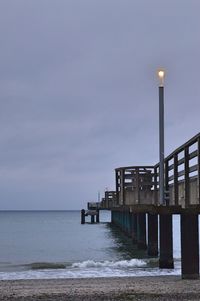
<box><xmin>159</xmin><ymin>85</ymin><xmax>165</xmax><ymax>205</ymax></box>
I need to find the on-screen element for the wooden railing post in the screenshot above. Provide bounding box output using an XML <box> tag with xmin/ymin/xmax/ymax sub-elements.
<box><xmin>154</xmin><ymin>166</ymin><xmax>158</xmax><ymax>205</ymax></box>
<box><xmin>198</xmin><ymin>137</ymin><xmax>200</xmax><ymax>204</ymax></box>
<box><xmin>184</xmin><ymin>146</ymin><xmax>190</xmax><ymax>207</ymax></box>
<box><xmin>121</xmin><ymin>169</ymin><xmax>125</xmax><ymax>205</ymax></box>
<box><xmin>173</xmin><ymin>153</ymin><xmax>179</xmax><ymax>205</ymax></box>
<box><xmin>115</xmin><ymin>170</ymin><xmax>119</xmax><ymax>205</ymax></box>
<box><xmin>165</xmin><ymin>160</ymin><xmax>169</xmax><ymax>205</ymax></box>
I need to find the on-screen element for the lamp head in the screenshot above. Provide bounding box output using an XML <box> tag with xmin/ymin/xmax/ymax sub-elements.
<box><xmin>158</xmin><ymin>69</ymin><xmax>165</xmax><ymax>86</ymax></box>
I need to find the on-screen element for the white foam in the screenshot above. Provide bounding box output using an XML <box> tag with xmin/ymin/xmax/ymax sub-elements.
<box><xmin>72</xmin><ymin>259</ymin><xmax>146</xmax><ymax>269</ymax></box>
<box><xmin>0</xmin><ymin>259</ymin><xmax>181</xmax><ymax>280</ymax></box>
<box><xmin>0</xmin><ymin>266</ymin><xmax>181</xmax><ymax>281</ymax></box>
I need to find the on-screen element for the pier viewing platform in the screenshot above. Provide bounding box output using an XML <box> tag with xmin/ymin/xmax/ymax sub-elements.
<box><xmin>82</xmin><ymin>132</ymin><xmax>200</xmax><ymax>279</ymax></box>
<box><xmin>81</xmin><ymin>202</ymin><xmax>101</xmax><ymax>224</ymax></box>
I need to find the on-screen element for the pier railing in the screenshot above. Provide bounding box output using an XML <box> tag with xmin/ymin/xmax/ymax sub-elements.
<box><xmin>103</xmin><ymin>132</ymin><xmax>200</xmax><ymax>210</ymax></box>
<box><xmin>115</xmin><ymin>166</ymin><xmax>155</xmax><ymax>206</ymax></box>
<box><xmin>161</xmin><ymin>132</ymin><xmax>200</xmax><ymax>208</ymax></box>
<box><xmin>101</xmin><ymin>191</ymin><xmax>117</xmax><ymax>209</ymax></box>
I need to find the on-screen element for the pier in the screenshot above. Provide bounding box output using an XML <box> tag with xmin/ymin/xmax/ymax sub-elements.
<box><xmin>82</xmin><ymin>132</ymin><xmax>200</xmax><ymax>279</ymax></box>
<box><xmin>81</xmin><ymin>202</ymin><xmax>100</xmax><ymax>224</ymax></box>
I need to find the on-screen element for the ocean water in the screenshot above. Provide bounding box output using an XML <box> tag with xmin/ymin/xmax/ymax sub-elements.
<box><xmin>0</xmin><ymin>210</ymin><xmax>181</xmax><ymax>280</ymax></box>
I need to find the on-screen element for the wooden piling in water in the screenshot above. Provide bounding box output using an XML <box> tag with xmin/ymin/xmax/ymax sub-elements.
<box><xmin>124</xmin><ymin>211</ymin><xmax>131</xmax><ymax>236</ymax></box>
<box><xmin>81</xmin><ymin>209</ymin><xmax>85</xmax><ymax>224</ymax></box>
<box><xmin>147</xmin><ymin>213</ymin><xmax>158</xmax><ymax>257</ymax></box>
<box><xmin>137</xmin><ymin>213</ymin><xmax>147</xmax><ymax>250</ymax></box>
<box><xmin>127</xmin><ymin>211</ymin><xmax>132</xmax><ymax>237</ymax></box>
<box><xmin>181</xmin><ymin>213</ymin><xmax>199</xmax><ymax>279</ymax></box>
<box><xmin>159</xmin><ymin>213</ymin><xmax>174</xmax><ymax>269</ymax></box>
<box><xmin>91</xmin><ymin>215</ymin><xmax>95</xmax><ymax>224</ymax></box>
<box><xmin>96</xmin><ymin>210</ymin><xmax>100</xmax><ymax>223</ymax></box>
<box><xmin>131</xmin><ymin>213</ymin><xmax>137</xmax><ymax>244</ymax></box>
<box><xmin>111</xmin><ymin>210</ymin><xmax>114</xmax><ymax>224</ymax></box>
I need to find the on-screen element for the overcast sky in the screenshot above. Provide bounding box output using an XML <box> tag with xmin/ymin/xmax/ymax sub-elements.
<box><xmin>0</xmin><ymin>0</ymin><xmax>199</xmax><ymax>210</ymax></box>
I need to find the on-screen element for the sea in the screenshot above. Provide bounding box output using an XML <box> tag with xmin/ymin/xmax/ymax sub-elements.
<box><xmin>0</xmin><ymin>210</ymin><xmax>182</xmax><ymax>280</ymax></box>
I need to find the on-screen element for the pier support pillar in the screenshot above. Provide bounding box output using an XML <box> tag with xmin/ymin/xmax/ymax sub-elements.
<box><xmin>159</xmin><ymin>214</ymin><xmax>174</xmax><ymax>269</ymax></box>
<box><xmin>147</xmin><ymin>213</ymin><xmax>158</xmax><ymax>257</ymax></box>
<box><xmin>111</xmin><ymin>210</ymin><xmax>114</xmax><ymax>224</ymax></box>
<box><xmin>137</xmin><ymin>213</ymin><xmax>147</xmax><ymax>250</ymax></box>
<box><xmin>96</xmin><ymin>210</ymin><xmax>100</xmax><ymax>223</ymax></box>
<box><xmin>81</xmin><ymin>209</ymin><xmax>85</xmax><ymax>224</ymax></box>
<box><xmin>128</xmin><ymin>212</ymin><xmax>132</xmax><ymax>238</ymax></box>
<box><xmin>126</xmin><ymin>212</ymin><xmax>132</xmax><ymax>237</ymax></box>
<box><xmin>91</xmin><ymin>215</ymin><xmax>95</xmax><ymax>224</ymax></box>
<box><xmin>123</xmin><ymin>211</ymin><xmax>126</xmax><ymax>233</ymax></box>
<box><xmin>131</xmin><ymin>213</ymin><xmax>137</xmax><ymax>244</ymax></box>
<box><xmin>181</xmin><ymin>213</ymin><xmax>199</xmax><ymax>279</ymax></box>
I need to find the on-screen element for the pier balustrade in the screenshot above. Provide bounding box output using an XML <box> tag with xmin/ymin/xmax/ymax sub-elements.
<box><xmin>112</xmin><ymin>132</ymin><xmax>200</xmax><ymax>210</ymax></box>
<box><xmin>115</xmin><ymin>166</ymin><xmax>155</xmax><ymax>207</ymax></box>
<box><xmin>162</xmin><ymin>132</ymin><xmax>200</xmax><ymax>208</ymax></box>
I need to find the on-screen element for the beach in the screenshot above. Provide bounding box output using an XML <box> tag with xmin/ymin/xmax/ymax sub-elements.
<box><xmin>0</xmin><ymin>276</ymin><xmax>200</xmax><ymax>301</ymax></box>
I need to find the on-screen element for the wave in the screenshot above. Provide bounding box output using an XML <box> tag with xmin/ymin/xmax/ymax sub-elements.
<box><xmin>25</xmin><ymin>259</ymin><xmax>146</xmax><ymax>271</ymax></box>
<box><xmin>0</xmin><ymin>259</ymin><xmax>182</xmax><ymax>280</ymax></box>
<box><xmin>72</xmin><ymin>259</ymin><xmax>146</xmax><ymax>269</ymax></box>
<box><xmin>0</xmin><ymin>267</ymin><xmax>181</xmax><ymax>281</ymax></box>
<box><xmin>12</xmin><ymin>258</ymin><xmax>180</xmax><ymax>272</ymax></box>
<box><xmin>27</xmin><ymin>262</ymin><xmax>66</xmax><ymax>270</ymax></box>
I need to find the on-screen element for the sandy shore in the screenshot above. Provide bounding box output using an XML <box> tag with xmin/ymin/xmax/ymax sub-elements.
<box><xmin>0</xmin><ymin>276</ymin><xmax>200</xmax><ymax>300</ymax></box>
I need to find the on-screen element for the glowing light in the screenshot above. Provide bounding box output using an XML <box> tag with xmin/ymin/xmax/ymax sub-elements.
<box><xmin>158</xmin><ymin>69</ymin><xmax>165</xmax><ymax>86</ymax></box>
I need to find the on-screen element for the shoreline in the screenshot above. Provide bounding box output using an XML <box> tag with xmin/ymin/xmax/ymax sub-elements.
<box><xmin>0</xmin><ymin>275</ymin><xmax>200</xmax><ymax>300</ymax></box>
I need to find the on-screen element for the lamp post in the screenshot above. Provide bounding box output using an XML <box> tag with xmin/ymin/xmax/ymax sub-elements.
<box><xmin>158</xmin><ymin>69</ymin><xmax>165</xmax><ymax>205</ymax></box>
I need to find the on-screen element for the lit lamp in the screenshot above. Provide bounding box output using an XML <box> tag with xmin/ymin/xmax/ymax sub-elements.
<box><xmin>158</xmin><ymin>69</ymin><xmax>165</xmax><ymax>205</ymax></box>
<box><xmin>158</xmin><ymin>70</ymin><xmax>165</xmax><ymax>86</ymax></box>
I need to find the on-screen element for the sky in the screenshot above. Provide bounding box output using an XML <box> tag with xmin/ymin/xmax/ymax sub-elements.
<box><xmin>0</xmin><ymin>0</ymin><xmax>200</xmax><ymax>210</ymax></box>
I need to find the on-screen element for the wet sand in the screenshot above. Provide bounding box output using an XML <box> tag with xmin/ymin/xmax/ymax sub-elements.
<box><xmin>0</xmin><ymin>276</ymin><xmax>200</xmax><ymax>300</ymax></box>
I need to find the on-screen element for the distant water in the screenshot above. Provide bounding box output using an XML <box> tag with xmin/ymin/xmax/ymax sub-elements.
<box><xmin>0</xmin><ymin>211</ymin><xmax>181</xmax><ymax>280</ymax></box>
